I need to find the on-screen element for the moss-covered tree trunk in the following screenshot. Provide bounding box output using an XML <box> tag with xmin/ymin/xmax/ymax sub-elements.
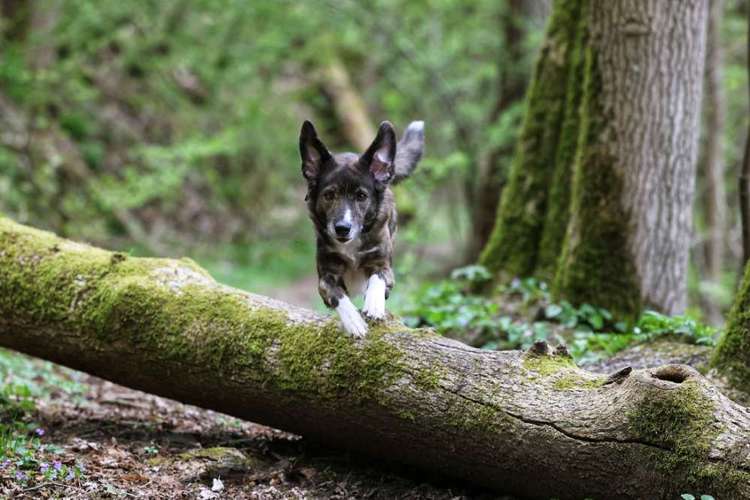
<box><xmin>534</xmin><ymin>0</ymin><xmax>588</xmax><ymax>278</ymax></box>
<box><xmin>712</xmin><ymin>262</ymin><xmax>750</xmax><ymax>393</ymax></box>
<box><xmin>2</xmin><ymin>216</ymin><xmax>750</xmax><ymax>499</ymax></box>
<box><xmin>479</xmin><ymin>0</ymin><xmax>584</xmax><ymax>279</ymax></box>
<box><xmin>555</xmin><ymin>0</ymin><xmax>708</xmax><ymax>320</ymax></box>
<box><xmin>480</xmin><ymin>0</ymin><xmax>708</xmax><ymax>321</ymax></box>
<box><xmin>466</xmin><ymin>0</ymin><xmax>540</xmax><ymax>263</ymax></box>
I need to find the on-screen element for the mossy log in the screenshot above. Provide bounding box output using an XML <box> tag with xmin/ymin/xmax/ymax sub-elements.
<box><xmin>1</xmin><ymin>216</ymin><xmax>750</xmax><ymax>500</ymax></box>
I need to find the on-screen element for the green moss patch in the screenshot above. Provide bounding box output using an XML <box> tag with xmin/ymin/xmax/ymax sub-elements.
<box><xmin>627</xmin><ymin>381</ymin><xmax>714</xmax><ymax>456</ymax></box>
<box><xmin>552</xmin><ymin>371</ymin><xmax>604</xmax><ymax>391</ymax></box>
<box><xmin>552</xmin><ymin>41</ymin><xmax>641</xmax><ymax>322</ymax></box>
<box><xmin>479</xmin><ymin>0</ymin><xmax>585</xmax><ymax>279</ymax></box>
<box><xmin>627</xmin><ymin>379</ymin><xmax>750</xmax><ymax>492</ymax></box>
<box><xmin>712</xmin><ymin>262</ymin><xmax>750</xmax><ymax>393</ymax></box>
<box><xmin>522</xmin><ymin>353</ymin><xmax>575</xmax><ymax>377</ymax></box>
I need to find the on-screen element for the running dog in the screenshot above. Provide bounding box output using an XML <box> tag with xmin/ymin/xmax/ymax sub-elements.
<box><xmin>299</xmin><ymin>120</ymin><xmax>424</xmax><ymax>336</ymax></box>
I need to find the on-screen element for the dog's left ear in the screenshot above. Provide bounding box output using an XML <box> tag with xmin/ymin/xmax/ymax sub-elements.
<box><xmin>360</xmin><ymin>121</ymin><xmax>396</xmax><ymax>183</ymax></box>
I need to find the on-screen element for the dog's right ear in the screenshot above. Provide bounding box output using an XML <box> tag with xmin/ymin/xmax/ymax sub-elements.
<box><xmin>299</xmin><ymin>120</ymin><xmax>331</xmax><ymax>182</ymax></box>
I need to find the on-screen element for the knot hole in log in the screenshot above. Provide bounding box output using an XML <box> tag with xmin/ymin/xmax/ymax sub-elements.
<box><xmin>650</xmin><ymin>365</ymin><xmax>695</xmax><ymax>385</ymax></box>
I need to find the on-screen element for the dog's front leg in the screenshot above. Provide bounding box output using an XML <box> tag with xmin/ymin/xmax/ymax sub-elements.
<box><xmin>319</xmin><ymin>274</ymin><xmax>368</xmax><ymax>337</ymax></box>
<box><xmin>363</xmin><ymin>268</ymin><xmax>394</xmax><ymax>321</ymax></box>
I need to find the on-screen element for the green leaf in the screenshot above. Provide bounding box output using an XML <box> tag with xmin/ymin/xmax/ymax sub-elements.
<box><xmin>588</xmin><ymin>314</ymin><xmax>604</xmax><ymax>330</ymax></box>
<box><xmin>545</xmin><ymin>304</ymin><xmax>563</xmax><ymax>318</ymax></box>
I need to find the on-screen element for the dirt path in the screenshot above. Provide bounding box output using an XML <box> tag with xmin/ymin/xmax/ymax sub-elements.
<box><xmin>263</xmin><ymin>274</ymin><xmax>320</xmax><ymax>310</ymax></box>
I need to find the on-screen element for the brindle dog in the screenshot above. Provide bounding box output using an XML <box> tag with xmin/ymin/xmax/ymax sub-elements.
<box><xmin>300</xmin><ymin>120</ymin><xmax>424</xmax><ymax>336</ymax></box>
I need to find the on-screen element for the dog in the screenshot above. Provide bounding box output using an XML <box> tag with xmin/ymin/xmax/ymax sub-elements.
<box><xmin>299</xmin><ymin>119</ymin><xmax>424</xmax><ymax>337</ymax></box>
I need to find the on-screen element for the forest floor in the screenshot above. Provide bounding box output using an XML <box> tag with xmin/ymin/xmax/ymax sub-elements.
<box><xmin>0</xmin><ymin>353</ymin><xmax>503</xmax><ymax>499</ymax></box>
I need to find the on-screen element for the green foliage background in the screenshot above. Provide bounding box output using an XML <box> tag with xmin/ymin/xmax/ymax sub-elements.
<box><xmin>0</xmin><ymin>0</ymin><xmax>747</xmax><ymax>320</ymax></box>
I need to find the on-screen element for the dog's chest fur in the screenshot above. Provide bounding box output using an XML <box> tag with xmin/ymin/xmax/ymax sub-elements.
<box><xmin>333</xmin><ymin>240</ymin><xmax>368</xmax><ymax>295</ymax></box>
<box><xmin>332</xmin><ymin>224</ymin><xmax>393</xmax><ymax>294</ymax></box>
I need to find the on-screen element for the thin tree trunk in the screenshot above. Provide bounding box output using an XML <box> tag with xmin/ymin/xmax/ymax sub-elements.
<box><xmin>0</xmin><ymin>0</ymin><xmax>30</xmax><ymax>41</ymax></box>
<box><xmin>742</xmin><ymin>136</ymin><xmax>750</xmax><ymax>264</ymax></box>
<box><xmin>1</xmin><ymin>216</ymin><xmax>750</xmax><ymax>500</ymax></box>
<box><xmin>700</xmin><ymin>0</ymin><xmax>727</xmax><ymax>324</ymax></box>
<box><xmin>319</xmin><ymin>59</ymin><xmax>376</xmax><ymax>151</ymax></box>
<box><xmin>740</xmin><ymin>2</ymin><xmax>750</xmax><ymax>266</ymax></box>
<box><xmin>466</xmin><ymin>0</ymin><xmax>533</xmax><ymax>263</ymax></box>
<box><xmin>27</xmin><ymin>0</ymin><xmax>61</xmax><ymax>70</ymax></box>
<box><xmin>555</xmin><ymin>0</ymin><xmax>709</xmax><ymax>320</ymax></box>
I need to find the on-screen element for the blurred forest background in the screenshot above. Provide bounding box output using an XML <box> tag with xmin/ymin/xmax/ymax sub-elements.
<box><xmin>0</xmin><ymin>0</ymin><xmax>748</xmax><ymax>324</ymax></box>
<box><xmin>2</xmin><ymin>1</ymin><xmax>750</xmax><ymax>498</ymax></box>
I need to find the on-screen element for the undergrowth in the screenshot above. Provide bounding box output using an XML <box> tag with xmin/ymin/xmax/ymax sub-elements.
<box><xmin>0</xmin><ymin>349</ymin><xmax>87</xmax><ymax>487</ymax></box>
<box><xmin>401</xmin><ymin>266</ymin><xmax>718</xmax><ymax>363</ymax></box>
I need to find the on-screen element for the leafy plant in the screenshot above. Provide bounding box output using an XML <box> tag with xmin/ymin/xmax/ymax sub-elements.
<box><xmin>0</xmin><ymin>349</ymin><xmax>88</xmax><ymax>486</ymax></box>
<box><xmin>401</xmin><ymin>269</ymin><xmax>719</xmax><ymax>362</ymax></box>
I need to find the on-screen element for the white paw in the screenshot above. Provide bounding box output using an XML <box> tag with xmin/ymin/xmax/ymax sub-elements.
<box><xmin>336</xmin><ymin>295</ymin><xmax>368</xmax><ymax>337</ymax></box>
<box><xmin>362</xmin><ymin>275</ymin><xmax>386</xmax><ymax>321</ymax></box>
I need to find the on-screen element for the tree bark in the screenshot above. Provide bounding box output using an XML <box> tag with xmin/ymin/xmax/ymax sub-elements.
<box><xmin>318</xmin><ymin>59</ymin><xmax>376</xmax><ymax>151</ymax></box>
<box><xmin>1</xmin><ymin>216</ymin><xmax>749</xmax><ymax>500</ymax></box>
<box><xmin>479</xmin><ymin>0</ymin><xmax>585</xmax><ymax>279</ymax></box>
<box><xmin>555</xmin><ymin>0</ymin><xmax>708</xmax><ymax>320</ymax></box>
<box><xmin>465</xmin><ymin>0</ymin><xmax>538</xmax><ymax>263</ymax></box>
<box><xmin>0</xmin><ymin>0</ymin><xmax>30</xmax><ymax>41</ymax></box>
<box><xmin>698</xmin><ymin>0</ymin><xmax>727</xmax><ymax>325</ymax></box>
<box><xmin>534</xmin><ymin>0</ymin><xmax>588</xmax><ymax>279</ymax></box>
<box><xmin>713</xmin><ymin>258</ymin><xmax>750</xmax><ymax>394</ymax></box>
<box><xmin>740</xmin><ymin>3</ymin><xmax>750</xmax><ymax>267</ymax></box>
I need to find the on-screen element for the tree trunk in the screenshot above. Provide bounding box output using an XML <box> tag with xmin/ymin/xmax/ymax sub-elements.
<box><xmin>465</xmin><ymin>0</ymin><xmax>539</xmax><ymax>263</ymax></box>
<box><xmin>27</xmin><ymin>0</ymin><xmax>61</xmax><ymax>70</ymax></box>
<box><xmin>554</xmin><ymin>0</ymin><xmax>708</xmax><ymax>320</ymax></box>
<box><xmin>534</xmin><ymin>0</ymin><xmax>588</xmax><ymax>279</ymax></box>
<box><xmin>319</xmin><ymin>59</ymin><xmax>376</xmax><ymax>151</ymax></box>
<box><xmin>479</xmin><ymin>0</ymin><xmax>584</xmax><ymax>279</ymax></box>
<box><xmin>713</xmin><ymin>259</ymin><xmax>750</xmax><ymax>394</ymax></box>
<box><xmin>698</xmin><ymin>0</ymin><xmax>727</xmax><ymax>325</ymax></box>
<box><xmin>740</xmin><ymin>3</ymin><xmax>750</xmax><ymax>267</ymax></box>
<box><xmin>0</xmin><ymin>0</ymin><xmax>30</xmax><ymax>41</ymax></box>
<box><xmin>1</xmin><ymin>216</ymin><xmax>749</xmax><ymax>500</ymax></box>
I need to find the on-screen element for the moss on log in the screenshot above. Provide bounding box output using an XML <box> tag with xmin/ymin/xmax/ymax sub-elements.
<box><xmin>1</xmin><ymin>216</ymin><xmax>750</xmax><ymax>500</ymax></box>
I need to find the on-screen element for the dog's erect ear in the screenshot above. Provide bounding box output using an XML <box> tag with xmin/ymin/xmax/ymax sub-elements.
<box><xmin>360</xmin><ymin>121</ymin><xmax>397</xmax><ymax>183</ymax></box>
<box><xmin>299</xmin><ymin>120</ymin><xmax>331</xmax><ymax>181</ymax></box>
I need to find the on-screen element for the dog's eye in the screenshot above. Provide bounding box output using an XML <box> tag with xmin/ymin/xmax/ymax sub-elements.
<box><xmin>323</xmin><ymin>191</ymin><xmax>336</xmax><ymax>201</ymax></box>
<box><xmin>356</xmin><ymin>191</ymin><xmax>368</xmax><ymax>201</ymax></box>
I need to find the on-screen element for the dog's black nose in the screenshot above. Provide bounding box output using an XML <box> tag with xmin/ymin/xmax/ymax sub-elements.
<box><xmin>334</xmin><ymin>222</ymin><xmax>351</xmax><ymax>237</ymax></box>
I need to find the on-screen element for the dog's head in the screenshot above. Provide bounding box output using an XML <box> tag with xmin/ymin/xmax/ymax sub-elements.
<box><xmin>299</xmin><ymin>120</ymin><xmax>397</xmax><ymax>243</ymax></box>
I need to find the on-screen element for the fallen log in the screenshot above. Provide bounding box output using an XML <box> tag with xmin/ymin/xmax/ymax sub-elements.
<box><xmin>1</xmin><ymin>216</ymin><xmax>749</xmax><ymax>500</ymax></box>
